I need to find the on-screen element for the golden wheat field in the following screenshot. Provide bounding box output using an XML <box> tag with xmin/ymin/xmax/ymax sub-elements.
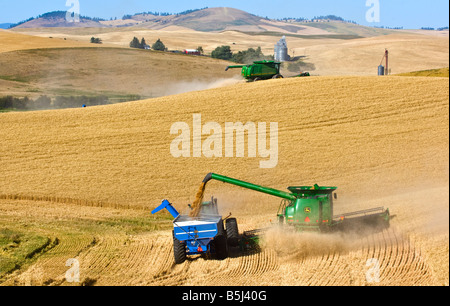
<box><xmin>0</xmin><ymin>74</ymin><xmax>448</xmax><ymax>286</ymax></box>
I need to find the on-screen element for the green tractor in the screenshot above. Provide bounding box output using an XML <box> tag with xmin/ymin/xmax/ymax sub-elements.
<box><xmin>225</xmin><ymin>60</ymin><xmax>284</xmax><ymax>81</ymax></box>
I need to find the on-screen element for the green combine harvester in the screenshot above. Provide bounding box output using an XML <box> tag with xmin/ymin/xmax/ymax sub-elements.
<box><xmin>202</xmin><ymin>173</ymin><xmax>390</xmax><ymax>234</ymax></box>
<box><xmin>226</xmin><ymin>60</ymin><xmax>283</xmax><ymax>81</ymax></box>
<box><xmin>226</xmin><ymin>60</ymin><xmax>310</xmax><ymax>82</ymax></box>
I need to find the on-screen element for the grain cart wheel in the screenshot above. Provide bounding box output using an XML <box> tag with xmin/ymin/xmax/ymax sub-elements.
<box><xmin>173</xmin><ymin>233</ymin><xmax>186</xmax><ymax>264</ymax></box>
<box><xmin>214</xmin><ymin>234</ymin><xmax>228</xmax><ymax>260</ymax></box>
<box><xmin>226</xmin><ymin>218</ymin><xmax>239</xmax><ymax>247</ymax></box>
<box><xmin>214</xmin><ymin>219</ymin><xmax>228</xmax><ymax>259</ymax></box>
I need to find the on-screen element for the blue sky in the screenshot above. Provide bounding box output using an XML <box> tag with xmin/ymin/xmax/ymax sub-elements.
<box><xmin>0</xmin><ymin>0</ymin><xmax>448</xmax><ymax>29</ymax></box>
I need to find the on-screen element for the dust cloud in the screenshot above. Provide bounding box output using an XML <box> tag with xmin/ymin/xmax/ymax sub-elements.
<box><xmin>160</xmin><ymin>76</ymin><xmax>244</xmax><ymax>96</ymax></box>
<box><xmin>260</xmin><ymin>225</ymin><xmax>364</xmax><ymax>260</ymax></box>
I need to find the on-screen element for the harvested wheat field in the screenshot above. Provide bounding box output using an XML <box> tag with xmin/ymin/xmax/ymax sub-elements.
<box><xmin>0</xmin><ymin>75</ymin><xmax>448</xmax><ymax>286</ymax></box>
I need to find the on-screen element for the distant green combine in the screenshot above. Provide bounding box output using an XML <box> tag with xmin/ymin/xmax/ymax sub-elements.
<box><xmin>226</xmin><ymin>60</ymin><xmax>310</xmax><ymax>82</ymax></box>
<box><xmin>226</xmin><ymin>60</ymin><xmax>283</xmax><ymax>81</ymax></box>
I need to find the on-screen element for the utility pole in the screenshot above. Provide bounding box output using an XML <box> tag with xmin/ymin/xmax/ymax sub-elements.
<box><xmin>385</xmin><ymin>49</ymin><xmax>389</xmax><ymax>75</ymax></box>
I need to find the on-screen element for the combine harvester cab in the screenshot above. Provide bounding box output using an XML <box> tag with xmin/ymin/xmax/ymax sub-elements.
<box><xmin>151</xmin><ymin>198</ymin><xmax>239</xmax><ymax>264</ymax></box>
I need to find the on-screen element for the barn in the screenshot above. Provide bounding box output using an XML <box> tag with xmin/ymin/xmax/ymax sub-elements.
<box><xmin>184</xmin><ymin>49</ymin><xmax>201</xmax><ymax>55</ymax></box>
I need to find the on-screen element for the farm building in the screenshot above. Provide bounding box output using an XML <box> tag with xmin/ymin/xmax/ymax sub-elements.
<box><xmin>184</xmin><ymin>49</ymin><xmax>201</xmax><ymax>55</ymax></box>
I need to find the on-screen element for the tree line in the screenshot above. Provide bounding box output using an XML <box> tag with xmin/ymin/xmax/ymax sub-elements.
<box><xmin>122</xmin><ymin>7</ymin><xmax>208</xmax><ymax>19</ymax></box>
<box><xmin>211</xmin><ymin>46</ymin><xmax>273</xmax><ymax>64</ymax></box>
<box><xmin>130</xmin><ymin>37</ymin><xmax>166</xmax><ymax>51</ymax></box>
<box><xmin>128</xmin><ymin>37</ymin><xmax>272</xmax><ymax>64</ymax></box>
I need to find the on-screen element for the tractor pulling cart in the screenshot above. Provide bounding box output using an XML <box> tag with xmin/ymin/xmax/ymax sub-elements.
<box><xmin>152</xmin><ymin>173</ymin><xmax>390</xmax><ymax>264</ymax></box>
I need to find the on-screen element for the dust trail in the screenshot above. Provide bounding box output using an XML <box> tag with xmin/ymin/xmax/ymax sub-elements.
<box><xmin>259</xmin><ymin>225</ymin><xmax>360</xmax><ymax>260</ymax></box>
<box><xmin>162</xmin><ymin>76</ymin><xmax>244</xmax><ymax>96</ymax></box>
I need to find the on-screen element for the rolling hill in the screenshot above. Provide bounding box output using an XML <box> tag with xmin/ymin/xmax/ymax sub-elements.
<box><xmin>10</xmin><ymin>11</ymin><xmax>105</xmax><ymax>28</ymax></box>
<box><xmin>11</xmin><ymin>7</ymin><xmax>394</xmax><ymax>37</ymax></box>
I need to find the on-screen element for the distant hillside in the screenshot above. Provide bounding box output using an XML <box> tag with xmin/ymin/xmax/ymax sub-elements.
<box><xmin>11</xmin><ymin>11</ymin><xmax>105</xmax><ymax>28</ymax></box>
<box><xmin>151</xmin><ymin>7</ymin><xmax>263</xmax><ymax>32</ymax></box>
<box><xmin>8</xmin><ymin>7</ymin><xmax>394</xmax><ymax>37</ymax></box>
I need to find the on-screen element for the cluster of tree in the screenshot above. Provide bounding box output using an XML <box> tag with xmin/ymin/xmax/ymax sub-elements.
<box><xmin>420</xmin><ymin>27</ymin><xmax>449</xmax><ymax>31</ymax></box>
<box><xmin>211</xmin><ymin>46</ymin><xmax>233</xmax><ymax>61</ymax></box>
<box><xmin>231</xmin><ymin>47</ymin><xmax>273</xmax><ymax>64</ymax></box>
<box><xmin>277</xmin><ymin>17</ymin><xmax>308</xmax><ymax>22</ymax></box>
<box><xmin>0</xmin><ymin>95</ymin><xmax>116</xmax><ymax>111</ymax></box>
<box><xmin>123</xmin><ymin>7</ymin><xmax>209</xmax><ymax>20</ymax></box>
<box><xmin>211</xmin><ymin>46</ymin><xmax>273</xmax><ymax>64</ymax></box>
<box><xmin>313</xmin><ymin>15</ymin><xmax>345</xmax><ymax>21</ymax></box>
<box><xmin>90</xmin><ymin>37</ymin><xmax>102</xmax><ymax>44</ymax></box>
<box><xmin>421</xmin><ymin>27</ymin><xmax>449</xmax><ymax>31</ymax></box>
<box><xmin>129</xmin><ymin>37</ymin><xmax>166</xmax><ymax>51</ymax></box>
<box><xmin>274</xmin><ymin>15</ymin><xmax>356</xmax><ymax>24</ymax></box>
<box><xmin>130</xmin><ymin>37</ymin><xmax>148</xmax><ymax>49</ymax></box>
<box><xmin>123</xmin><ymin>11</ymin><xmax>172</xmax><ymax>19</ymax></box>
<box><xmin>152</xmin><ymin>39</ymin><xmax>166</xmax><ymax>51</ymax></box>
<box><xmin>374</xmin><ymin>26</ymin><xmax>404</xmax><ymax>30</ymax></box>
<box><xmin>310</xmin><ymin>15</ymin><xmax>357</xmax><ymax>24</ymax></box>
<box><xmin>175</xmin><ymin>8</ymin><xmax>208</xmax><ymax>16</ymax></box>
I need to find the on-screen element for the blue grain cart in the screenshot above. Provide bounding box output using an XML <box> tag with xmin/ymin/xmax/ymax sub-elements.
<box><xmin>151</xmin><ymin>198</ymin><xmax>239</xmax><ymax>264</ymax></box>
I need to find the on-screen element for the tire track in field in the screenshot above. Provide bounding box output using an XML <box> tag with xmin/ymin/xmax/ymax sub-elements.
<box><xmin>255</xmin><ymin>226</ymin><xmax>435</xmax><ymax>286</ymax></box>
<box><xmin>0</xmin><ymin>198</ymin><xmax>436</xmax><ymax>286</ymax></box>
<box><xmin>76</xmin><ymin>234</ymin><xmax>126</xmax><ymax>285</ymax></box>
